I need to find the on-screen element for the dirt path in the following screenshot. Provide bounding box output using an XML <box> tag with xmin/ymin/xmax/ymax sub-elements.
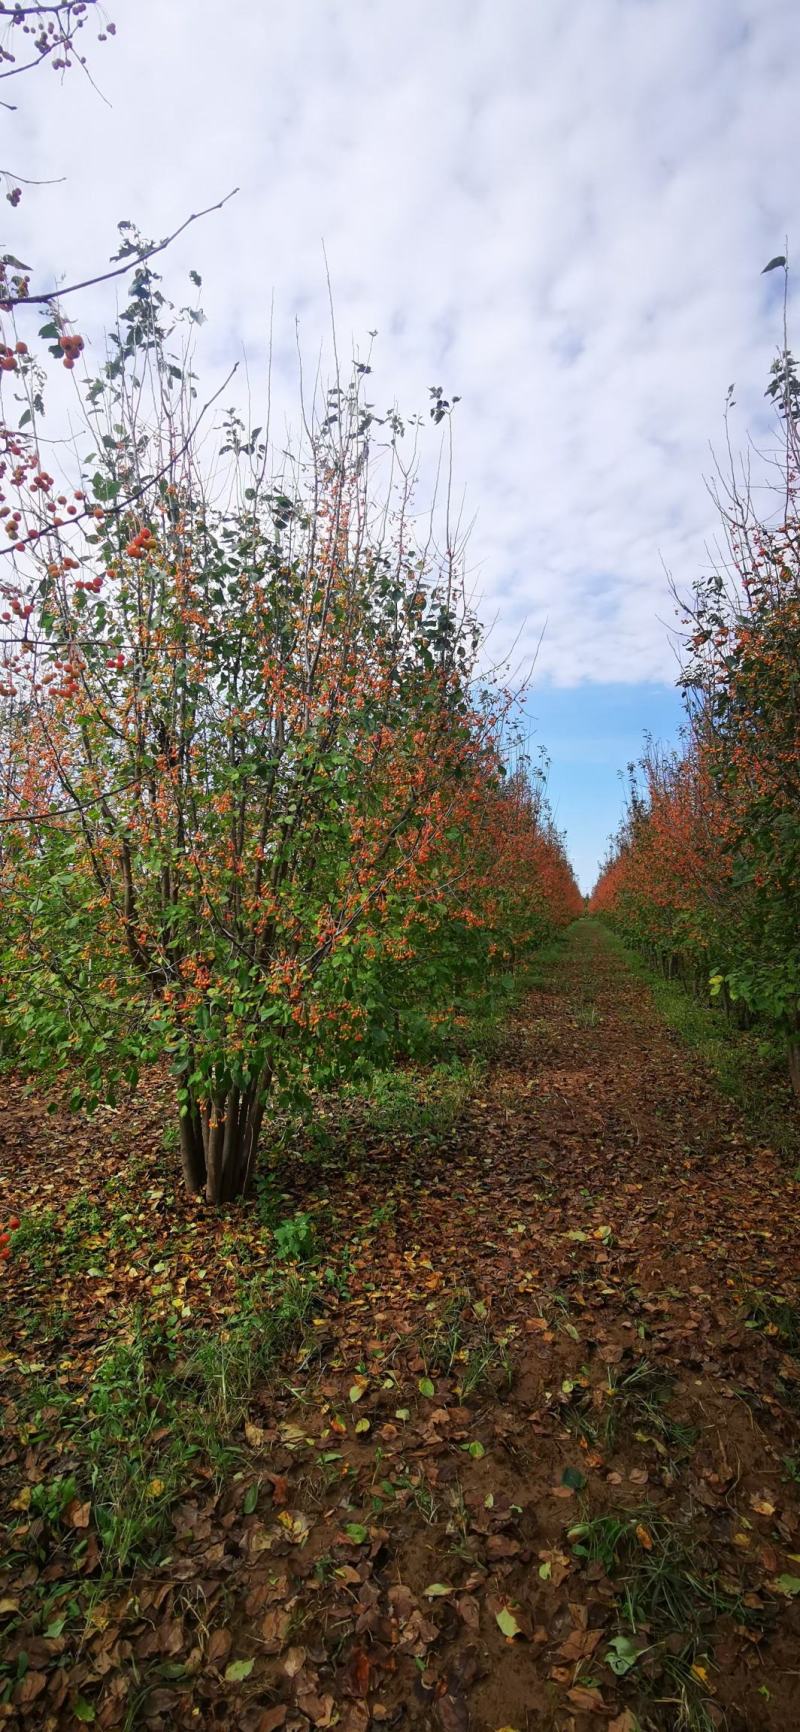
<box><xmin>2</xmin><ymin>921</ymin><xmax>800</xmax><ymax>1731</ymax></box>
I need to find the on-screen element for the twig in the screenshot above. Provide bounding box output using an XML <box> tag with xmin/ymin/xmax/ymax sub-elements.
<box><xmin>4</xmin><ymin>186</ymin><xmax>239</xmax><ymax>306</ymax></box>
<box><xmin>0</xmin><ymin>360</ymin><xmax>238</xmax><ymax>558</ymax></box>
<box><xmin>0</xmin><ymin>774</ymin><xmax>140</xmax><ymax>825</ymax></box>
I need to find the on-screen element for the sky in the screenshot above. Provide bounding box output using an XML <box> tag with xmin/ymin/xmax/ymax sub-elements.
<box><xmin>5</xmin><ymin>0</ymin><xmax>800</xmax><ymax>888</ymax></box>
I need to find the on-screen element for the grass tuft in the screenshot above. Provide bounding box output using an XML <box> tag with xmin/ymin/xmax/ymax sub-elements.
<box><xmin>570</xmin><ymin>1505</ymin><xmax>768</xmax><ymax>1732</ymax></box>
<box><xmin>10</xmin><ymin>1269</ymin><xmax>320</xmax><ymax>1573</ymax></box>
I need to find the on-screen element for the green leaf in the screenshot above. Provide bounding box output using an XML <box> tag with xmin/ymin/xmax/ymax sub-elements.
<box><xmin>423</xmin><ymin>1582</ymin><xmax>453</xmax><ymax>1597</ymax></box>
<box><xmin>224</xmin><ymin>1658</ymin><xmax>254</xmax><ymax>1682</ymax></box>
<box><xmin>606</xmin><ymin>1635</ymin><xmax>640</xmax><ymax>1675</ymax></box>
<box><xmin>467</xmin><ymin>1440</ymin><xmax>485</xmax><ymax>1459</ymax></box>
<box><xmin>538</xmin><ymin>1561</ymin><xmax>552</xmax><ymax>1580</ymax></box>
<box><xmin>74</xmin><ymin>1704</ymin><xmax>96</xmax><ymax>1725</ymax></box>
<box><xmin>775</xmin><ymin>1574</ymin><xmax>800</xmax><ymax>1596</ymax></box>
<box><xmin>562</xmin><ymin>1466</ymin><xmax>587</xmax><ymax>1491</ymax></box>
<box><xmin>344</xmin><ymin>1522</ymin><xmax>368</xmax><ymax>1545</ymax></box>
<box><xmin>418</xmin><ymin>1377</ymin><xmax>435</xmax><ymax>1398</ymax></box>
<box><xmin>349</xmin><ymin>1382</ymin><xmax>367</xmax><ymax>1403</ymax></box>
<box><xmin>395</xmin><ymin>1407</ymin><xmax>410</xmax><ymax>1422</ymax></box>
<box><xmin>496</xmin><ymin>1606</ymin><xmax>522</xmax><ymax>1639</ymax></box>
<box><xmin>243</xmin><ymin>1483</ymin><xmax>259</xmax><ymax>1515</ymax></box>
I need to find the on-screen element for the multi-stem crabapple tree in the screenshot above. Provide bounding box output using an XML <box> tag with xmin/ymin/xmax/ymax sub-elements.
<box><xmin>0</xmin><ymin>267</ymin><xmax>563</xmax><ymax>1201</ymax></box>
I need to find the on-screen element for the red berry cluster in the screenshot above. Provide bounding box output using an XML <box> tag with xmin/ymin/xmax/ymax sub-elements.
<box><xmin>0</xmin><ymin>1214</ymin><xmax>19</xmax><ymax>1263</ymax></box>
<box><xmin>0</xmin><ymin>340</ymin><xmax>25</xmax><ymax>373</ymax></box>
<box><xmin>60</xmin><ymin>332</ymin><xmax>85</xmax><ymax>371</ymax></box>
<box><xmin>125</xmin><ymin>526</ymin><xmax>156</xmax><ymax>560</ymax></box>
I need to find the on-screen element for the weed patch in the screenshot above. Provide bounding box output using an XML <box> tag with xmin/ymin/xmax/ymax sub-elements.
<box><xmin>8</xmin><ymin>1270</ymin><xmax>321</xmax><ymax>1575</ymax></box>
<box><xmin>418</xmin><ymin>1289</ymin><xmax>513</xmax><ymax>1396</ymax></box>
<box><xmin>569</xmin><ymin>1506</ymin><xmax>766</xmax><ymax>1730</ymax></box>
<box><xmin>602</xmin><ymin>929</ymin><xmax>800</xmax><ymax>1163</ymax></box>
<box><xmin>561</xmin><ymin>1358</ymin><xmax>697</xmax><ymax>1472</ymax></box>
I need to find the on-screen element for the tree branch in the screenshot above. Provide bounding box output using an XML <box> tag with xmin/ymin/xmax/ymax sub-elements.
<box><xmin>3</xmin><ymin>186</ymin><xmax>239</xmax><ymax>306</ymax></box>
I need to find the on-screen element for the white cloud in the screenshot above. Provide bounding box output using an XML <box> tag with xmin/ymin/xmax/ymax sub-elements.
<box><xmin>4</xmin><ymin>0</ymin><xmax>799</xmax><ymax>683</ymax></box>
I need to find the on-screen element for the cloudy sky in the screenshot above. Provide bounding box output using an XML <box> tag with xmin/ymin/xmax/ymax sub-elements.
<box><xmin>6</xmin><ymin>0</ymin><xmax>799</xmax><ymax>885</ymax></box>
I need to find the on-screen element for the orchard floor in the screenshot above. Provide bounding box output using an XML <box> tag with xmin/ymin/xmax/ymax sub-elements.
<box><xmin>2</xmin><ymin>921</ymin><xmax>800</xmax><ymax>1732</ymax></box>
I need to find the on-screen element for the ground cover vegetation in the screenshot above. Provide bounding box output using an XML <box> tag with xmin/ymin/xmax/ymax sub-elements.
<box><xmin>3</xmin><ymin>925</ymin><xmax>800</xmax><ymax>1732</ymax></box>
<box><xmin>591</xmin><ymin>267</ymin><xmax>800</xmax><ymax>1107</ymax></box>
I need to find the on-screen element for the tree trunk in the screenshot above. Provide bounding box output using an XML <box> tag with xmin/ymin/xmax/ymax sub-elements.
<box><xmin>180</xmin><ymin>1106</ymin><xmax>207</xmax><ymax>1194</ymax></box>
<box><xmin>202</xmin><ymin>1084</ymin><xmax>267</xmax><ymax>1204</ymax></box>
<box><xmin>175</xmin><ymin>1077</ymin><xmax>269</xmax><ymax>1204</ymax></box>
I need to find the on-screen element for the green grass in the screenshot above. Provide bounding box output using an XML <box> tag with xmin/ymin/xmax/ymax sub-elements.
<box><xmin>520</xmin><ymin>930</ymin><xmax>573</xmax><ymax>993</ymax></box>
<box><xmin>9</xmin><ymin>1188</ymin><xmax>155</xmax><ymax>1282</ymax></box>
<box><xmin>598</xmin><ymin>926</ymin><xmax>800</xmax><ymax>1163</ymax></box>
<box><xmin>267</xmin><ymin>927</ymin><xmax>573</xmax><ymax>1171</ymax></box>
<box><xmin>354</xmin><ymin>1057</ymin><xmax>484</xmax><ymax>1142</ymax></box>
<box><xmin>741</xmin><ymin>1287</ymin><xmax>800</xmax><ymax>1350</ymax></box>
<box><xmin>272</xmin><ymin>1056</ymin><xmax>486</xmax><ymax>1177</ymax></box>
<box><xmin>9</xmin><ymin>1268</ymin><xmax>321</xmax><ymax>1575</ymax></box>
<box><xmin>569</xmin><ymin>1505</ymin><xmax>762</xmax><ymax>1731</ymax></box>
<box><xmin>416</xmin><ymin>1287</ymin><xmax>513</xmax><ymax>1396</ymax></box>
<box><xmin>561</xmin><ymin>1357</ymin><xmax>697</xmax><ymax>1471</ymax></box>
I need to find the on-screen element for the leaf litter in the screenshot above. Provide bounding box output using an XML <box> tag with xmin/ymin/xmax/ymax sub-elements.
<box><xmin>2</xmin><ymin>922</ymin><xmax>800</xmax><ymax>1728</ymax></box>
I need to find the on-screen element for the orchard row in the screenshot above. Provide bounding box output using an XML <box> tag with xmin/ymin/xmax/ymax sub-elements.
<box><xmin>592</xmin><ymin>338</ymin><xmax>800</xmax><ymax>1099</ymax></box>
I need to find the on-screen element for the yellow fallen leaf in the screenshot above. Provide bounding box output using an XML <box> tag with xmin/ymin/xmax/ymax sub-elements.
<box><xmin>279</xmin><ymin>1423</ymin><xmax>306</xmax><ymax>1446</ymax></box>
<box><xmin>86</xmin><ymin>1601</ymin><xmax>112</xmax><ymax>1632</ymax></box>
<box><xmin>147</xmin><ymin>1478</ymin><xmax>165</xmax><ymax>1498</ymax></box>
<box><xmin>278</xmin><ymin>1510</ymin><xmax>311</xmax><ymax>1544</ymax></box>
<box><xmin>495</xmin><ymin>1606</ymin><xmax>522</xmax><ymax>1639</ymax></box>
